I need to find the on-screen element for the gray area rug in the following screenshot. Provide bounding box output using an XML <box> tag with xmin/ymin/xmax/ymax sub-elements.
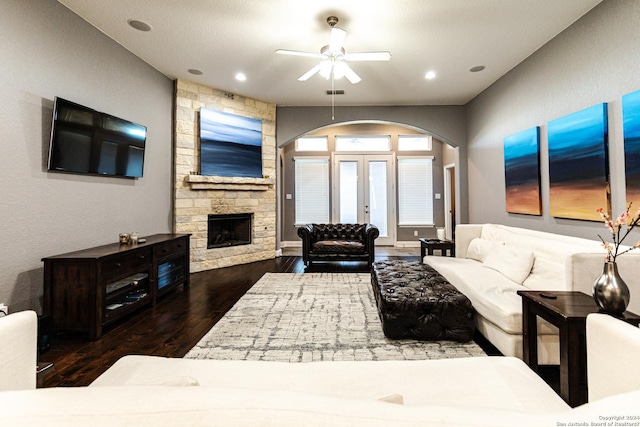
<box><xmin>185</xmin><ymin>272</ymin><xmax>486</xmax><ymax>361</ymax></box>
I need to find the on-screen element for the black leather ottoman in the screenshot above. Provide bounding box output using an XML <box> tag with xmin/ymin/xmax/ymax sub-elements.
<box><xmin>371</xmin><ymin>260</ymin><xmax>475</xmax><ymax>342</ymax></box>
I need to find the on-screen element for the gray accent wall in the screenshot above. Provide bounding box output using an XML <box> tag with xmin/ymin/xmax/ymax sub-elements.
<box><xmin>465</xmin><ymin>0</ymin><xmax>640</xmax><ymax>240</ymax></box>
<box><xmin>0</xmin><ymin>1</ymin><xmax>173</xmax><ymax>312</ymax></box>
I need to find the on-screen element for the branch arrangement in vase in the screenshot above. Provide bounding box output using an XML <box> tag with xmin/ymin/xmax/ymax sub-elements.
<box><xmin>596</xmin><ymin>203</ymin><xmax>640</xmax><ymax>262</ymax></box>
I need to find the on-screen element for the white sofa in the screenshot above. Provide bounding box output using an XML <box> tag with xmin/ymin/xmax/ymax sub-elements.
<box><xmin>424</xmin><ymin>223</ymin><xmax>640</xmax><ymax>364</ymax></box>
<box><xmin>1</xmin><ymin>310</ymin><xmax>640</xmax><ymax>426</ymax></box>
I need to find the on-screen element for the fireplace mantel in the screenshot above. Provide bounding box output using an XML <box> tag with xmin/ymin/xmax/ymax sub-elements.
<box><xmin>185</xmin><ymin>175</ymin><xmax>274</xmax><ymax>191</ymax></box>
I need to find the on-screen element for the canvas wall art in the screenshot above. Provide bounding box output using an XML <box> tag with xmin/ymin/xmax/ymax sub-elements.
<box><xmin>623</xmin><ymin>89</ymin><xmax>640</xmax><ymax>206</ymax></box>
<box><xmin>199</xmin><ymin>108</ymin><xmax>263</xmax><ymax>178</ymax></box>
<box><xmin>503</xmin><ymin>127</ymin><xmax>542</xmax><ymax>215</ymax></box>
<box><xmin>548</xmin><ymin>103</ymin><xmax>609</xmax><ymax>221</ymax></box>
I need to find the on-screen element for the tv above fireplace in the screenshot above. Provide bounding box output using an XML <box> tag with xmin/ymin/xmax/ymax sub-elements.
<box><xmin>47</xmin><ymin>97</ymin><xmax>147</xmax><ymax>178</ymax></box>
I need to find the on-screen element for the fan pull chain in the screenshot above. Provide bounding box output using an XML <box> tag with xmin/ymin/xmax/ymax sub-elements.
<box><xmin>331</xmin><ymin>70</ymin><xmax>335</xmax><ymax>121</ymax></box>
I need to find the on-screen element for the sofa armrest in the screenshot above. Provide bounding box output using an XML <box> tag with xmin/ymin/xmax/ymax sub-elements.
<box><xmin>568</xmin><ymin>252</ymin><xmax>640</xmax><ymax>313</ymax></box>
<box><xmin>364</xmin><ymin>224</ymin><xmax>380</xmax><ymax>249</ymax></box>
<box><xmin>587</xmin><ymin>313</ymin><xmax>640</xmax><ymax>402</ymax></box>
<box><xmin>297</xmin><ymin>224</ymin><xmax>314</xmax><ymax>263</ymax></box>
<box><xmin>0</xmin><ymin>310</ymin><xmax>37</xmax><ymax>391</ymax></box>
<box><xmin>364</xmin><ymin>224</ymin><xmax>380</xmax><ymax>264</ymax></box>
<box><xmin>297</xmin><ymin>224</ymin><xmax>314</xmax><ymax>242</ymax></box>
<box><xmin>454</xmin><ymin>224</ymin><xmax>484</xmax><ymax>259</ymax></box>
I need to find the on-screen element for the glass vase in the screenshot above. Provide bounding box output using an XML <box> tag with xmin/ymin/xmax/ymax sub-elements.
<box><xmin>592</xmin><ymin>261</ymin><xmax>630</xmax><ymax>314</ymax></box>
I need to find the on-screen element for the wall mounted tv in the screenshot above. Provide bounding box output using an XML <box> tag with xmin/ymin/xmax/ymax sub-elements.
<box><xmin>48</xmin><ymin>97</ymin><xmax>147</xmax><ymax>178</ymax></box>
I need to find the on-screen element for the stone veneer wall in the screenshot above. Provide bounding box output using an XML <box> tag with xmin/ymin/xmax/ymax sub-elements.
<box><xmin>174</xmin><ymin>79</ymin><xmax>277</xmax><ymax>272</ymax></box>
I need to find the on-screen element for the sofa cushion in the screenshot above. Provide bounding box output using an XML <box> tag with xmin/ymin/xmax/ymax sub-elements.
<box><xmin>0</xmin><ymin>384</ymin><xmax>574</xmax><ymax>427</ymax></box>
<box><xmin>522</xmin><ymin>257</ymin><xmax>566</xmax><ymax>291</ymax></box>
<box><xmin>465</xmin><ymin>238</ymin><xmax>497</xmax><ymax>262</ymax></box>
<box><xmin>424</xmin><ymin>257</ymin><xmax>557</xmax><ymax>335</ymax></box>
<box><xmin>477</xmin><ymin>224</ymin><xmax>606</xmax><ymax>293</ymax></box>
<box><xmin>312</xmin><ymin>240</ymin><xmax>365</xmax><ymax>254</ymax></box>
<box><xmin>92</xmin><ymin>356</ymin><xmax>568</xmax><ymax>411</ymax></box>
<box><xmin>482</xmin><ymin>246</ymin><xmax>534</xmax><ymax>284</ymax></box>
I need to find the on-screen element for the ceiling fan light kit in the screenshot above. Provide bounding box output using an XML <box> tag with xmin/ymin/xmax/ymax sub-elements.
<box><xmin>276</xmin><ymin>15</ymin><xmax>390</xmax><ymax>85</ymax></box>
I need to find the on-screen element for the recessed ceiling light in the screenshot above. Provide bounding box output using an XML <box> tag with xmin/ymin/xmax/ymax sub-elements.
<box><xmin>425</xmin><ymin>71</ymin><xmax>437</xmax><ymax>80</ymax></box>
<box><xmin>188</xmin><ymin>69</ymin><xmax>203</xmax><ymax>75</ymax></box>
<box><xmin>127</xmin><ymin>19</ymin><xmax>152</xmax><ymax>32</ymax></box>
<box><xmin>469</xmin><ymin>65</ymin><xmax>486</xmax><ymax>73</ymax></box>
<box><xmin>235</xmin><ymin>72</ymin><xmax>247</xmax><ymax>81</ymax></box>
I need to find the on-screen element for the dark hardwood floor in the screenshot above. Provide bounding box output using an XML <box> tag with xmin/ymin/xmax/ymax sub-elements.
<box><xmin>41</xmin><ymin>254</ymin><xmax>553</xmax><ymax>391</ymax></box>
<box><xmin>41</xmin><ymin>255</ymin><xmax>416</xmax><ymax>387</ymax></box>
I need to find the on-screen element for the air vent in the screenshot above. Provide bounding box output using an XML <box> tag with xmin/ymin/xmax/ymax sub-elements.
<box><xmin>326</xmin><ymin>90</ymin><xmax>345</xmax><ymax>95</ymax></box>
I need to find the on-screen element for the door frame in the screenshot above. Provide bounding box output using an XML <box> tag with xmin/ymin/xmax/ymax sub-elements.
<box><xmin>443</xmin><ymin>163</ymin><xmax>455</xmax><ymax>241</ymax></box>
<box><xmin>331</xmin><ymin>153</ymin><xmax>396</xmax><ymax>246</ymax></box>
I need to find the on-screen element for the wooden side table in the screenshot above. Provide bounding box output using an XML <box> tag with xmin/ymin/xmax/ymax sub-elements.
<box><xmin>517</xmin><ymin>290</ymin><xmax>640</xmax><ymax>407</ymax></box>
<box><xmin>419</xmin><ymin>238</ymin><xmax>455</xmax><ymax>260</ymax></box>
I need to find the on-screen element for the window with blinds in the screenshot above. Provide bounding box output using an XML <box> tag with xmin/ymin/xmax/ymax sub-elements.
<box><xmin>397</xmin><ymin>157</ymin><xmax>433</xmax><ymax>226</ymax></box>
<box><xmin>294</xmin><ymin>157</ymin><xmax>330</xmax><ymax>224</ymax></box>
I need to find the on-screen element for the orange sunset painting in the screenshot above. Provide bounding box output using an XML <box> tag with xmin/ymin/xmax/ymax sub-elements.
<box><xmin>504</xmin><ymin>127</ymin><xmax>541</xmax><ymax>215</ymax></box>
<box><xmin>548</xmin><ymin>103</ymin><xmax>610</xmax><ymax>221</ymax></box>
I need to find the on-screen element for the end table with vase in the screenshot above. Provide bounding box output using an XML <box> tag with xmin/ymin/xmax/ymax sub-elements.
<box><xmin>517</xmin><ymin>290</ymin><xmax>640</xmax><ymax>407</ymax></box>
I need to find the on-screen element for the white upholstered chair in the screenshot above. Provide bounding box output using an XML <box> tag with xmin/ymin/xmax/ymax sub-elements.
<box><xmin>0</xmin><ymin>310</ymin><xmax>38</xmax><ymax>391</ymax></box>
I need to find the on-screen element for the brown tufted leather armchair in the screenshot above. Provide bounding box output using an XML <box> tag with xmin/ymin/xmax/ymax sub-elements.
<box><xmin>297</xmin><ymin>223</ymin><xmax>380</xmax><ymax>266</ymax></box>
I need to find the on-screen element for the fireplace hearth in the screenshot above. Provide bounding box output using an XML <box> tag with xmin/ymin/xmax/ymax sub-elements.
<box><xmin>207</xmin><ymin>213</ymin><xmax>252</xmax><ymax>249</ymax></box>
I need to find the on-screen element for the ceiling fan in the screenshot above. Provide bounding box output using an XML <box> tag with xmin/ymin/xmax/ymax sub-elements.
<box><xmin>276</xmin><ymin>16</ymin><xmax>391</xmax><ymax>84</ymax></box>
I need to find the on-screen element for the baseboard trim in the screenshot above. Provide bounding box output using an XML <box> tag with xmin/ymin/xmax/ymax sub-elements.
<box><xmin>394</xmin><ymin>241</ymin><xmax>421</xmax><ymax>248</ymax></box>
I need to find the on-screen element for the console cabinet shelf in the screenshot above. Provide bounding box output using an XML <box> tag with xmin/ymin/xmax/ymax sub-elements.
<box><xmin>43</xmin><ymin>234</ymin><xmax>190</xmax><ymax>340</ymax></box>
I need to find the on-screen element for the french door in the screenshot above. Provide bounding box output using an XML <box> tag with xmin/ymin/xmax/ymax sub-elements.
<box><xmin>332</xmin><ymin>154</ymin><xmax>395</xmax><ymax>245</ymax></box>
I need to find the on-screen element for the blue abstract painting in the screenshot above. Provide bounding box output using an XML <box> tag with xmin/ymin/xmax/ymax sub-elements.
<box><xmin>504</xmin><ymin>127</ymin><xmax>541</xmax><ymax>215</ymax></box>
<box><xmin>623</xmin><ymin>89</ymin><xmax>640</xmax><ymax>206</ymax></box>
<box><xmin>548</xmin><ymin>103</ymin><xmax>609</xmax><ymax>221</ymax></box>
<box><xmin>199</xmin><ymin>108</ymin><xmax>262</xmax><ymax>178</ymax></box>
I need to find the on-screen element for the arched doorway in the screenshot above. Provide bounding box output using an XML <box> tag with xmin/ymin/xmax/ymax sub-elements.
<box><xmin>276</xmin><ymin>120</ymin><xmax>459</xmax><ymax>251</ymax></box>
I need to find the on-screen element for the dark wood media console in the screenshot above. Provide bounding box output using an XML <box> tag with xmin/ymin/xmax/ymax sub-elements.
<box><xmin>43</xmin><ymin>234</ymin><xmax>190</xmax><ymax>340</ymax></box>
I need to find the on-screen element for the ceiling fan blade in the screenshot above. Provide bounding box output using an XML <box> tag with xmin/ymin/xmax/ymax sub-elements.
<box><xmin>276</xmin><ymin>49</ymin><xmax>323</xmax><ymax>59</ymax></box>
<box><xmin>329</xmin><ymin>27</ymin><xmax>346</xmax><ymax>52</ymax></box>
<box><xmin>344</xmin><ymin>51</ymin><xmax>391</xmax><ymax>61</ymax></box>
<box><xmin>342</xmin><ymin>64</ymin><xmax>362</xmax><ymax>84</ymax></box>
<box><xmin>298</xmin><ymin>64</ymin><xmax>323</xmax><ymax>81</ymax></box>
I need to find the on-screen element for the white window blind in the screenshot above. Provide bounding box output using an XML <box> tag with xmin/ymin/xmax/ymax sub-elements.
<box><xmin>295</xmin><ymin>158</ymin><xmax>330</xmax><ymax>224</ymax></box>
<box><xmin>397</xmin><ymin>157</ymin><xmax>433</xmax><ymax>225</ymax></box>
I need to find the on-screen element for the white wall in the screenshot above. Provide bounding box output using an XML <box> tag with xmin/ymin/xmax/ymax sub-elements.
<box><xmin>466</xmin><ymin>0</ymin><xmax>640</xmax><ymax>240</ymax></box>
<box><xmin>0</xmin><ymin>1</ymin><xmax>174</xmax><ymax>313</ymax></box>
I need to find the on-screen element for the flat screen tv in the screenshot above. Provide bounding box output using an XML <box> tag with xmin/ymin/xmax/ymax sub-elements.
<box><xmin>48</xmin><ymin>97</ymin><xmax>147</xmax><ymax>178</ymax></box>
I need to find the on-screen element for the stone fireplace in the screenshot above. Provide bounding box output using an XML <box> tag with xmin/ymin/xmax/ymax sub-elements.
<box><xmin>173</xmin><ymin>79</ymin><xmax>277</xmax><ymax>272</ymax></box>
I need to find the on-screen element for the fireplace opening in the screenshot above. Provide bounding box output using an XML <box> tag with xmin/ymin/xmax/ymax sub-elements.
<box><xmin>207</xmin><ymin>213</ymin><xmax>252</xmax><ymax>249</ymax></box>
